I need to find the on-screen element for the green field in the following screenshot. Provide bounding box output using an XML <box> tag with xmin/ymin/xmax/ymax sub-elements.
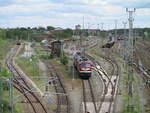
<box><xmin>0</xmin><ymin>37</ymin><xmax>19</xmax><ymax>113</ymax></box>
<box><xmin>15</xmin><ymin>56</ymin><xmax>40</xmax><ymax>76</ymax></box>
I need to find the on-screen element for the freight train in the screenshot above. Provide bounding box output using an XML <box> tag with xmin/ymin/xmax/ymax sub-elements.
<box><xmin>74</xmin><ymin>52</ymin><xmax>92</xmax><ymax>79</ymax></box>
<box><xmin>102</xmin><ymin>41</ymin><xmax>115</xmax><ymax>48</ymax></box>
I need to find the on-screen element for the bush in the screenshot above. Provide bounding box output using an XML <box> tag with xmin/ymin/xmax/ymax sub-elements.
<box><xmin>0</xmin><ymin>70</ymin><xmax>10</xmax><ymax>77</ymax></box>
<box><xmin>0</xmin><ymin>100</ymin><xmax>10</xmax><ymax>112</ymax></box>
<box><xmin>60</xmin><ymin>56</ymin><xmax>68</xmax><ymax>65</ymax></box>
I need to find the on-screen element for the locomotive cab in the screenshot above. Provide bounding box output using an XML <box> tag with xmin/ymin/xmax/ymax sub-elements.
<box><xmin>16</xmin><ymin>40</ymin><xmax>21</xmax><ymax>45</ymax></box>
<box><xmin>74</xmin><ymin>54</ymin><xmax>92</xmax><ymax>79</ymax></box>
<box><xmin>79</xmin><ymin>62</ymin><xmax>92</xmax><ymax>79</ymax></box>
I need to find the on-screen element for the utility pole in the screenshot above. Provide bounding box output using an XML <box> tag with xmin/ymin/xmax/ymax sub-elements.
<box><xmin>27</xmin><ymin>33</ymin><xmax>30</xmax><ymax>57</ymax></box>
<box><xmin>115</xmin><ymin>20</ymin><xmax>118</xmax><ymax>41</ymax></box>
<box><xmin>97</xmin><ymin>24</ymin><xmax>100</xmax><ymax>36</ymax></box>
<box><xmin>101</xmin><ymin>23</ymin><xmax>104</xmax><ymax>31</ymax></box>
<box><xmin>80</xmin><ymin>16</ymin><xmax>84</xmax><ymax>48</ymax></box>
<box><xmin>122</xmin><ymin>21</ymin><xmax>127</xmax><ymax>62</ymax></box>
<box><xmin>10</xmin><ymin>76</ymin><xmax>13</xmax><ymax>113</ymax></box>
<box><xmin>83</xmin><ymin>16</ymin><xmax>85</xmax><ymax>30</ymax></box>
<box><xmin>0</xmin><ymin>77</ymin><xmax>3</xmax><ymax>113</ymax></box>
<box><xmin>126</xmin><ymin>8</ymin><xmax>136</xmax><ymax>112</ymax></box>
<box><xmin>0</xmin><ymin>67</ymin><xmax>2</xmax><ymax>113</ymax></box>
<box><xmin>97</xmin><ymin>24</ymin><xmax>100</xmax><ymax>29</ymax></box>
<box><xmin>81</xmin><ymin>16</ymin><xmax>85</xmax><ymax>57</ymax></box>
<box><xmin>122</xmin><ymin>21</ymin><xmax>127</xmax><ymax>36</ymax></box>
<box><xmin>88</xmin><ymin>23</ymin><xmax>90</xmax><ymax>37</ymax></box>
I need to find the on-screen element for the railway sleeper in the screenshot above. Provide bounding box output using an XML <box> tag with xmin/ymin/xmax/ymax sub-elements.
<box><xmin>100</xmin><ymin>98</ymin><xmax>113</xmax><ymax>102</ymax></box>
<box><xmin>104</xmin><ymin>89</ymin><xmax>108</xmax><ymax>94</ymax></box>
<box><xmin>20</xmin><ymin>100</ymin><xmax>38</xmax><ymax>103</ymax></box>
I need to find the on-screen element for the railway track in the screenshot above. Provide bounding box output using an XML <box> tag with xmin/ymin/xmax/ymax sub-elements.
<box><xmin>61</xmin><ymin>39</ymin><xmax>119</xmax><ymax>113</ymax></box>
<box><xmin>82</xmin><ymin>79</ymin><xmax>98</xmax><ymax>113</ymax></box>
<box><xmin>85</xmin><ymin>53</ymin><xmax>119</xmax><ymax>113</ymax></box>
<box><xmin>133</xmin><ymin>62</ymin><xmax>150</xmax><ymax>85</ymax></box>
<box><xmin>47</xmin><ymin>62</ymin><xmax>70</xmax><ymax>113</ymax></box>
<box><xmin>134</xmin><ymin>45</ymin><xmax>150</xmax><ymax>83</ymax></box>
<box><xmin>135</xmin><ymin>42</ymin><xmax>150</xmax><ymax>72</ymax></box>
<box><xmin>6</xmin><ymin>45</ymin><xmax>47</xmax><ymax>113</ymax></box>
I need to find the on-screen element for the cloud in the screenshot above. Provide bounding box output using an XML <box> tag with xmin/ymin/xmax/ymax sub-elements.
<box><xmin>107</xmin><ymin>0</ymin><xmax>150</xmax><ymax>8</ymax></box>
<box><xmin>0</xmin><ymin>0</ymin><xmax>150</xmax><ymax>29</ymax></box>
<box><xmin>0</xmin><ymin>0</ymin><xmax>13</xmax><ymax>6</ymax></box>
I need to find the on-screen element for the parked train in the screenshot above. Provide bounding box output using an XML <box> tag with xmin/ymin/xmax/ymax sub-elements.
<box><xmin>16</xmin><ymin>40</ymin><xmax>21</xmax><ymax>45</ymax></box>
<box><xmin>74</xmin><ymin>52</ymin><xmax>92</xmax><ymax>79</ymax></box>
<box><xmin>102</xmin><ymin>41</ymin><xmax>115</xmax><ymax>48</ymax></box>
<box><xmin>117</xmin><ymin>36</ymin><xmax>124</xmax><ymax>41</ymax></box>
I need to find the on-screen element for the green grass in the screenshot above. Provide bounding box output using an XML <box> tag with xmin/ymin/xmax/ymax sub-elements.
<box><xmin>46</xmin><ymin>57</ymin><xmax>79</xmax><ymax>79</ymax></box>
<box><xmin>0</xmin><ymin>39</ymin><xmax>14</xmax><ymax>63</ymax></box>
<box><xmin>121</xmin><ymin>66</ymin><xmax>141</xmax><ymax>113</ymax></box>
<box><xmin>0</xmin><ymin>38</ymin><xmax>16</xmax><ymax>113</ymax></box>
<box><xmin>88</xmin><ymin>45</ymin><xmax>141</xmax><ymax>113</ymax></box>
<box><xmin>49</xmin><ymin>58</ymin><xmax>69</xmax><ymax>77</ymax></box>
<box><xmin>33</xmin><ymin>44</ymin><xmax>50</xmax><ymax>60</ymax></box>
<box><xmin>0</xmin><ymin>38</ymin><xmax>14</xmax><ymax>74</ymax></box>
<box><xmin>15</xmin><ymin>56</ymin><xmax>40</xmax><ymax>76</ymax></box>
<box><xmin>35</xmin><ymin>48</ymin><xmax>49</xmax><ymax>59</ymax></box>
<box><xmin>33</xmin><ymin>42</ymin><xmax>73</xmax><ymax>79</ymax></box>
<box><xmin>0</xmin><ymin>79</ymin><xmax>25</xmax><ymax>113</ymax></box>
<box><xmin>13</xmin><ymin>90</ymin><xmax>25</xmax><ymax>113</ymax></box>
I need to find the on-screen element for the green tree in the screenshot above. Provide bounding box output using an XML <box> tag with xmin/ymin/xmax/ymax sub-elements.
<box><xmin>0</xmin><ymin>70</ymin><xmax>9</xmax><ymax>77</ymax></box>
<box><xmin>47</xmin><ymin>26</ymin><xmax>55</xmax><ymax>31</ymax></box>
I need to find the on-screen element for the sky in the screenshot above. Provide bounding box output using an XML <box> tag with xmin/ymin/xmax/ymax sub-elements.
<box><xmin>0</xmin><ymin>0</ymin><xmax>150</xmax><ymax>29</ymax></box>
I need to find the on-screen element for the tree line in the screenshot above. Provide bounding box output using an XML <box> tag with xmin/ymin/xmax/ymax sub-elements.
<box><xmin>0</xmin><ymin>27</ymin><xmax>150</xmax><ymax>41</ymax></box>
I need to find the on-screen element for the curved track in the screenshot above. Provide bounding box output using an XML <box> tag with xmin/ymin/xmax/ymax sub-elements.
<box><xmin>47</xmin><ymin>62</ymin><xmax>70</xmax><ymax>113</ymax></box>
<box><xmin>86</xmin><ymin>53</ymin><xmax>119</xmax><ymax>113</ymax></box>
<box><xmin>6</xmin><ymin>45</ymin><xmax>47</xmax><ymax>113</ymax></box>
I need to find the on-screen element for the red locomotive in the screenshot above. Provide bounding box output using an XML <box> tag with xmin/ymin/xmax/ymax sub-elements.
<box><xmin>16</xmin><ymin>40</ymin><xmax>21</xmax><ymax>45</ymax></box>
<box><xmin>74</xmin><ymin>52</ymin><xmax>92</xmax><ymax>79</ymax></box>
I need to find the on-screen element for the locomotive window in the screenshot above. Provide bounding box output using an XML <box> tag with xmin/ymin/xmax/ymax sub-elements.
<box><xmin>76</xmin><ymin>52</ymin><xmax>81</xmax><ymax>55</ymax></box>
<box><xmin>81</xmin><ymin>63</ymin><xmax>91</xmax><ymax>67</ymax></box>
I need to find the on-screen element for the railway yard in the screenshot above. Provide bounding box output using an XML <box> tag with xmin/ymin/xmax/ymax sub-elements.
<box><xmin>1</xmin><ymin>0</ymin><xmax>150</xmax><ymax>112</ymax></box>
<box><xmin>0</xmin><ymin>36</ymin><xmax>149</xmax><ymax>113</ymax></box>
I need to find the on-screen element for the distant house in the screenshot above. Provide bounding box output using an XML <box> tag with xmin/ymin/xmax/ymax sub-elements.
<box><xmin>87</xmin><ymin>29</ymin><xmax>98</xmax><ymax>36</ymax></box>
<box><xmin>48</xmin><ymin>27</ymin><xmax>64</xmax><ymax>34</ymax></box>
<box><xmin>47</xmin><ymin>27</ymin><xmax>64</xmax><ymax>39</ymax></box>
<box><xmin>55</xmin><ymin>27</ymin><xmax>63</xmax><ymax>31</ymax></box>
<box><xmin>75</xmin><ymin>24</ymin><xmax>81</xmax><ymax>30</ymax></box>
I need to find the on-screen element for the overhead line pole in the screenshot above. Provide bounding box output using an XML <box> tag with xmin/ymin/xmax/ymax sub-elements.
<box><xmin>101</xmin><ymin>23</ymin><xmax>104</xmax><ymax>31</ymax></box>
<box><xmin>88</xmin><ymin>23</ymin><xmax>90</xmax><ymax>37</ymax></box>
<box><xmin>81</xmin><ymin>16</ymin><xmax>85</xmax><ymax>57</ymax></box>
<box><xmin>122</xmin><ymin>21</ymin><xmax>127</xmax><ymax>64</ymax></box>
<box><xmin>97</xmin><ymin>24</ymin><xmax>100</xmax><ymax>36</ymax></box>
<box><xmin>122</xmin><ymin>21</ymin><xmax>127</xmax><ymax>36</ymax></box>
<box><xmin>115</xmin><ymin>20</ymin><xmax>118</xmax><ymax>41</ymax></box>
<box><xmin>10</xmin><ymin>76</ymin><xmax>13</xmax><ymax>113</ymax></box>
<box><xmin>126</xmin><ymin>8</ymin><xmax>136</xmax><ymax>112</ymax></box>
<box><xmin>80</xmin><ymin>16</ymin><xmax>84</xmax><ymax>48</ymax></box>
